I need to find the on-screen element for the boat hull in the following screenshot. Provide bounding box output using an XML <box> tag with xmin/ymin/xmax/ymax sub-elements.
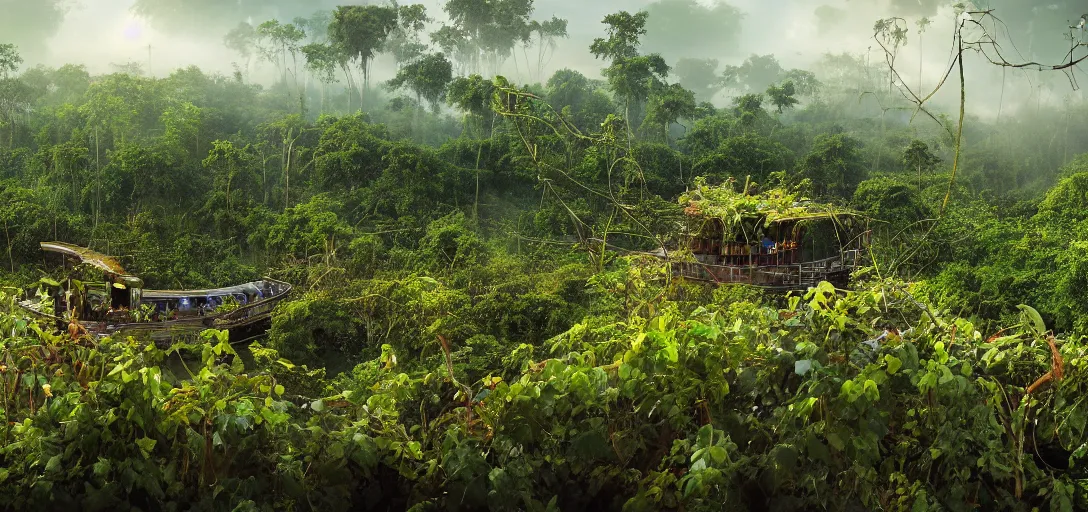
<box><xmin>18</xmin><ymin>277</ymin><xmax>292</xmax><ymax>344</ymax></box>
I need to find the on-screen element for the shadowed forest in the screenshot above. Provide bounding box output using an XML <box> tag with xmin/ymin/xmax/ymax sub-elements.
<box><xmin>2</xmin><ymin>0</ymin><xmax>1088</xmax><ymax>510</ymax></box>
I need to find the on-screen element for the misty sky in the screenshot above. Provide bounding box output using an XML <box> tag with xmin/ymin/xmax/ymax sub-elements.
<box><xmin>44</xmin><ymin>0</ymin><xmax>886</xmax><ymax>73</ymax></box>
<box><xmin>13</xmin><ymin>0</ymin><xmax>1088</xmax><ymax>115</ymax></box>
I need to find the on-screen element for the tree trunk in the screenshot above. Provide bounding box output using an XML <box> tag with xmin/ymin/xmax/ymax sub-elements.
<box><xmin>284</xmin><ymin>135</ymin><xmax>295</xmax><ymax>209</ymax></box>
<box><xmin>4</xmin><ymin>218</ymin><xmax>13</xmax><ymax>273</ymax></box>
<box><xmin>359</xmin><ymin>61</ymin><xmax>368</xmax><ymax>111</ymax></box>
<box><xmin>624</xmin><ymin>100</ymin><xmax>633</xmax><ymax>150</ymax></box>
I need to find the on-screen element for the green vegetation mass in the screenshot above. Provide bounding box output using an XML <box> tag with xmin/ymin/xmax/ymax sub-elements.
<box><xmin>2</xmin><ymin>3</ymin><xmax>1088</xmax><ymax>511</ymax></box>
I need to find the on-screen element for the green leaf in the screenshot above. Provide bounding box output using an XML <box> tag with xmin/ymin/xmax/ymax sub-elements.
<box><xmin>911</xmin><ymin>490</ymin><xmax>929</xmax><ymax>512</ymax></box>
<box><xmin>863</xmin><ymin>379</ymin><xmax>879</xmax><ymax>401</ymax></box>
<box><xmin>885</xmin><ymin>354</ymin><xmax>902</xmax><ymax>374</ymax></box>
<box><xmin>707</xmin><ymin>445</ymin><xmax>728</xmax><ymax>464</ymax></box>
<box><xmin>1017</xmin><ymin>304</ymin><xmax>1046</xmax><ymax>336</ymax></box>
<box><xmin>274</xmin><ymin>384</ymin><xmax>285</xmax><ymax>396</ymax></box>
<box><xmin>689</xmin><ymin>321</ymin><xmax>722</xmax><ymax>340</ymax></box>
<box><xmin>311</xmin><ymin>399</ymin><xmax>325</xmax><ymax>412</ymax></box>
<box><xmin>93</xmin><ymin>458</ymin><xmax>111</xmax><ymax>478</ymax></box>
<box><xmin>938</xmin><ymin>365</ymin><xmax>955</xmax><ymax>385</ymax></box>
<box><xmin>840</xmin><ymin>380</ymin><xmax>856</xmax><ymax>401</ymax></box>
<box><xmin>696</xmin><ymin>424</ymin><xmax>714</xmax><ymax>447</ymax></box>
<box><xmin>136</xmin><ymin>437</ymin><xmax>157</xmax><ymax>458</ymax></box>
<box><xmin>660</xmin><ymin>342</ymin><xmax>678</xmax><ymax>363</ymax></box>
<box><xmin>107</xmin><ymin>362</ymin><xmax>129</xmax><ymax>377</ymax></box>
<box><xmin>45</xmin><ymin>454</ymin><xmax>62</xmax><ymax>474</ymax></box>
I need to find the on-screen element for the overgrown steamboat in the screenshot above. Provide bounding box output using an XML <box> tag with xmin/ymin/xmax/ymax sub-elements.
<box><xmin>658</xmin><ymin>179</ymin><xmax>870</xmax><ymax>290</ymax></box>
<box><xmin>18</xmin><ymin>242</ymin><xmax>292</xmax><ymax>342</ymax></box>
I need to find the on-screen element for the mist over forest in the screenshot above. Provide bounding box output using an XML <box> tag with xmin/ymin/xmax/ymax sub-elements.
<box><xmin>5</xmin><ymin>0</ymin><xmax>1085</xmax><ymax>113</ymax></box>
<box><xmin>2</xmin><ymin>0</ymin><xmax>1088</xmax><ymax>510</ymax></box>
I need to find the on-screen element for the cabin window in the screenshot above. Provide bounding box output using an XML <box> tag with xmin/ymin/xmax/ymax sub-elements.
<box><xmin>111</xmin><ymin>283</ymin><xmax>131</xmax><ymax>310</ymax></box>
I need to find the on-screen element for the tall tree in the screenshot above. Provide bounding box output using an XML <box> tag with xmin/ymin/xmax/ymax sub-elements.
<box><xmin>79</xmin><ymin>74</ymin><xmax>156</xmax><ymax>148</ymax></box>
<box><xmin>527</xmin><ymin>16</ymin><xmax>568</xmax><ymax>81</ymax></box>
<box><xmin>590</xmin><ymin>11</ymin><xmax>669</xmax><ymax>141</ymax></box>
<box><xmin>0</xmin><ymin>78</ymin><xmax>32</xmax><ymax>149</ymax></box>
<box><xmin>902</xmin><ymin>139</ymin><xmax>941</xmax><ymax>187</ymax></box>
<box><xmin>731</xmin><ymin>93</ymin><xmax>767</xmax><ymax>131</ymax></box>
<box><xmin>642</xmin><ymin>82</ymin><xmax>696</xmax><ymax>145</ymax></box>
<box><xmin>0</xmin><ymin>44</ymin><xmax>21</xmax><ymax>78</ymax></box>
<box><xmin>302</xmin><ymin>43</ymin><xmax>341</xmax><ymax>113</ymax></box>
<box><xmin>765</xmin><ymin>80</ymin><xmax>799</xmax><ymax>113</ymax></box>
<box><xmin>779</xmin><ymin>69</ymin><xmax>821</xmax><ymax>97</ymax></box>
<box><xmin>387</xmin><ymin>52</ymin><xmax>454</xmax><ymax>113</ymax></box>
<box><xmin>544</xmin><ymin>69</ymin><xmax>615</xmax><ymax>131</ymax></box>
<box><xmin>256</xmin><ymin>20</ymin><xmax>306</xmax><ymax>91</ymax></box>
<box><xmin>441</xmin><ymin>0</ymin><xmax>535</xmax><ymax>75</ymax></box>
<box><xmin>431</xmin><ymin>26</ymin><xmax>473</xmax><ymax>75</ymax></box>
<box><xmin>224</xmin><ymin>23</ymin><xmax>257</xmax><ymax>82</ymax></box>
<box><xmin>386</xmin><ymin>4</ymin><xmax>432</xmax><ymax>70</ymax></box>
<box><xmin>447</xmin><ymin>74</ymin><xmax>495</xmax><ymax>137</ymax></box>
<box><xmin>329</xmin><ymin>5</ymin><xmax>399</xmax><ymax>108</ymax></box>
<box><xmin>0</xmin><ymin>45</ymin><xmax>27</xmax><ymax>148</ymax></box>
<box><xmin>203</xmin><ymin>140</ymin><xmax>256</xmax><ymax>218</ymax></box>
<box><xmin>799</xmin><ymin>133</ymin><xmax>867</xmax><ymax>198</ymax></box>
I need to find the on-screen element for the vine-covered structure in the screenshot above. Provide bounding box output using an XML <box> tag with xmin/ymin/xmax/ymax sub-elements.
<box><xmin>666</xmin><ymin>179</ymin><xmax>869</xmax><ymax>289</ymax></box>
<box><xmin>18</xmin><ymin>242</ymin><xmax>292</xmax><ymax>342</ymax></box>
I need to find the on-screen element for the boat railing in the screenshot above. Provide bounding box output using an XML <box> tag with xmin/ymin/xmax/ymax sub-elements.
<box><xmin>675</xmin><ymin>250</ymin><xmax>863</xmax><ymax>288</ymax></box>
<box><xmin>213</xmin><ymin>278</ymin><xmax>293</xmax><ymax>326</ymax></box>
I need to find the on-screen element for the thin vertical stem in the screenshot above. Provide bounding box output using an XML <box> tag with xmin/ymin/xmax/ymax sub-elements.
<box><xmin>941</xmin><ymin>31</ymin><xmax>966</xmax><ymax>216</ymax></box>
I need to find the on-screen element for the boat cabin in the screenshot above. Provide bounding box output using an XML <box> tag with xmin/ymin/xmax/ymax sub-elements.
<box><xmin>20</xmin><ymin>242</ymin><xmax>292</xmax><ymax>341</ymax></box>
<box><xmin>671</xmin><ymin>179</ymin><xmax>868</xmax><ymax>289</ymax></box>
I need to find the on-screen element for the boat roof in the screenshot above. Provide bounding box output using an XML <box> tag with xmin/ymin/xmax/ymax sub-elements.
<box><xmin>142</xmin><ymin>280</ymin><xmax>288</xmax><ymax>300</ymax></box>
<box><xmin>42</xmin><ymin>242</ymin><xmax>128</xmax><ymax>274</ymax></box>
<box><xmin>41</xmin><ymin>242</ymin><xmax>143</xmax><ymax>286</ymax></box>
<box><xmin>41</xmin><ymin>242</ymin><xmax>293</xmax><ymax>298</ymax></box>
<box><xmin>679</xmin><ymin>178</ymin><xmax>860</xmax><ymax>228</ymax></box>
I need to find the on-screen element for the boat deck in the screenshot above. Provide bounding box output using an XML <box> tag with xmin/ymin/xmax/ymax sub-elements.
<box><xmin>673</xmin><ymin>250</ymin><xmax>862</xmax><ymax>289</ymax></box>
<box><xmin>18</xmin><ymin>278</ymin><xmax>292</xmax><ymax>343</ymax></box>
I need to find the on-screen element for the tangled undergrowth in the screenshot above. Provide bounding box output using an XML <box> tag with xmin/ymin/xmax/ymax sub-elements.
<box><xmin>1</xmin><ymin>263</ymin><xmax>1086</xmax><ymax>511</ymax></box>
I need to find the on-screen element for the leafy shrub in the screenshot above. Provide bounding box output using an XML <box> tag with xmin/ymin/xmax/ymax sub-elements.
<box><xmin>419</xmin><ymin>212</ymin><xmax>487</xmax><ymax>270</ymax></box>
<box><xmin>348</xmin><ymin>234</ymin><xmax>387</xmax><ymax>275</ymax></box>
<box><xmin>267</xmin><ymin>294</ymin><xmax>359</xmax><ymax>366</ymax></box>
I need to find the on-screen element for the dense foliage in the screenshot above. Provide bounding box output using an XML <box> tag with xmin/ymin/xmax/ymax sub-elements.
<box><xmin>2</xmin><ymin>3</ymin><xmax>1088</xmax><ymax>510</ymax></box>
<box><xmin>4</xmin><ymin>275</ymin><xmax>1088</xmax><ymax>510</ymax></box>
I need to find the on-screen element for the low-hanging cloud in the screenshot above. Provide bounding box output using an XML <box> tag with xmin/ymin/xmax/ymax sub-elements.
<box><xmin>3</xmin><ymin>0</ymin><xmax>1082</xmax><ymax>118</ymax></box>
